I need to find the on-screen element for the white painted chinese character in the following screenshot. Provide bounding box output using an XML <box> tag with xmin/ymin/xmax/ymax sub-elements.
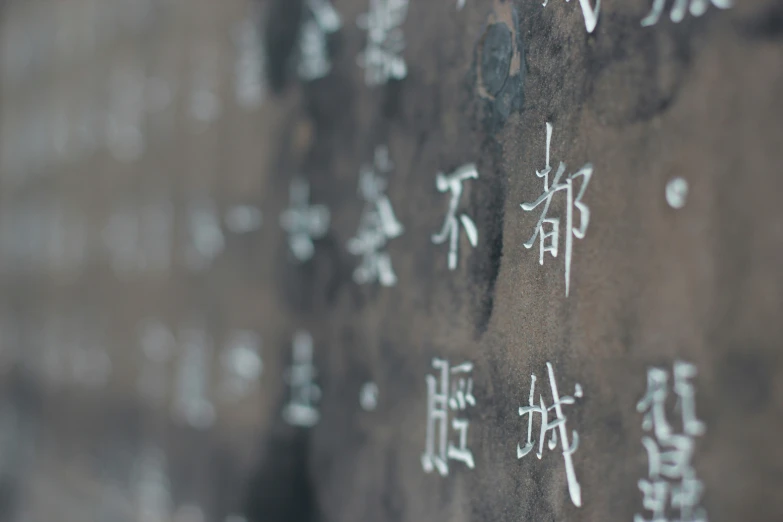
<box><xmin>184</xmin><ymin>198</ymin><xmax>225</xmax><ymax>272</ymax></box>
<box><xmin>219</xmin><ymin>330</ymin><xmax>263</xmax><ymax>401</ymax></box>
<box><xmin>137</xmin><ymin>319</ymin><xmax>175</xmax><ymax>403</ymax></box>
<box><xmin>543</xmin><ymin>0</ymin><xmax>601</xmax><ymax>33</ymax></box>
<box><xmin>356</xmin><ymin>0</ymin><xmax>409</xmax><ymax>86</ymax></box>
<box><xmin>105</xmin><ymin>194</ymin><xmax>173</xmax><ymax>275</ymax></box>
<box><xmin>138</xmin><ymin>193</ymin><xmax>174</xmax><ymax>273</ymax></box>
<box><xmin>41</xmin><ymin>313</ymin><xmax>73</xmax><ymax>385</ymax></box>
<box><xmin>234</xmin><ymin>12</ymin><xmax>267</xmax><ymax>109</ymax></box>
<box><xmin>70</xmin><ymin>315</ymin><xmax>112</xmax><ymax>389</ymax></box>
<box><xmin>635</xmin><ymin>361</ymin><xmax>707</xmax><ymax>522</ymax></box>
<box><xmin>173</xmin><ymin>327</ymin><xmax>215</xmax><ymax>430</ymax></box>
<box><xmin>282</xmin><ymin>331</ymin><xmax>321</xmax><ymax>427</ymax></box>
<box><xmin>432</xmin><ymin>164</ymin><xmax>479</xmax><ymax>270</ymax></box>
<box><xmin>298</xmin><ymin>0</ymin><xmax>342</xmax><ymax>81</ymax></box>
<box><xmin>517</xmin><ymin>362</ymin><xmax>583</xmax><ymax>507</ymax></box>
<box><xmin>224</xmin><ymin>204</ymin><xmax>263</xmax><ymax>234</ymax></box>
<box><xmin>280</xmin><ymin>178</ymin><xmax>331</xmax><ymax>262</ymax></box>
<box><xmin>457</xmin><ymin>0</ymin><xmax>467</xmax><ymax>10</ymax></box>
<box><xmin>102</xmin><ymin>200</ymin><xmax>141</xmax><ymax>276</ymax></box>
<box><xmin>106</xmin><ymin>63</ymin><xmax>146</xmax><ymax>162</ymax></box>
<box><xmin>347</xmin><ymin>146</ymin><xmax>405</xmax><ymax>286</ymax></box>
<box><xmin>641</xmin><ymin>0</ymin><xmax>732</xmax><ymax>27</ymax></box>
<box><xmin>521</xmin><ymin>122</ymin><xmax>593</xmax><ymax>297</ymax></box>
<box><xmin>189</xmin><ymin>43</ymin><xmax>222</xmax><ymax>128</ymax></box>
<box><xmin>47</xmin><ymin>202</ymin><xmax>87</xmax><ymax>275</ymax></box>
<box><xmin>421</xmin><ymin>359</ymin><xmax>476</xmax><ymax>476</ymax></box>
<box><xmin>134</xmin><ymin>446</ymin><xmax>172</xmax><ymax>522</ymax></box>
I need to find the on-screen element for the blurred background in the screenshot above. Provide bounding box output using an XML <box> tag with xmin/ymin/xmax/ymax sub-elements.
<box><xmin>0</xmin><ymin>1</ymin><xmax>276</xmax><ymax>520</ymax></box>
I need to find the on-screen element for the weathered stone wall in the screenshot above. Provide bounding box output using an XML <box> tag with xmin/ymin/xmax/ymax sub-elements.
<box><xmin>0</xmin><ymin>1</ymin><xmax>781</xmax><ymax>521</ymax></box>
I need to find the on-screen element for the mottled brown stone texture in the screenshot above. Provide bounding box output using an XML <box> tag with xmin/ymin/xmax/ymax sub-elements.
<box><xmin>0</xmin><ymin>0</ymin><xmax>781</xmax><ymax>521</ymax></box>
<box><xmin>253</xmin><ymin>0</ymin><xmax>783</xmax><ymax>521</ymax></box>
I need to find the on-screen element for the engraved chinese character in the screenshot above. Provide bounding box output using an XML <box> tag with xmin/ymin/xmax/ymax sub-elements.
<box><xmin>138</xmin><ymin>319</ymin><xmax>175</xmax><ymax>403</ymax></box>
<box><xmin>184</xmin><ymin>197</ymin><xmax>225</xmax><ymax>272</ymax></box>
<box><xmin>280</xmin><ymin>178</ymin><xmax>331</xmax><ymax>262</ymax></box>
<box><xmin>356</xmin><ymin>0</ymin><xmax>409</xmax><ymax>86</ymax></box>
<box><xmin>641</xmin><ymin>0</ymin><xmax>732</xmax><ymax>27</ymax></box>
<box><xmin>521</xmin><ymin>122</ymin><xmax>593</xmax><ymax>297</ymax></box>
<box><xmin>189</xmin><ymin>43</ymin><xmax>222</xmax><ymax>127</ymax></box>
<box><xmin>517</xmin><ymin>362</ymin><xmax>583</xmax><ymax>507</ymax></box>
<box><xmin>107</xmin><ymin>64</ymin><xmax>146</xmax><ymax>161</ymax></box>
<box><xmin>219</xmin><ymin>330</ymin><xmax>263</xmax><ymax>401</ymax></box>
<box><xmin>282</xmin><ymin>331</ymin><xmax>321</xmax><ymax>427</ymax></box>
<box><xmin>224</xmin><ymin>204</ymin><xmax>263</xmax><ymax>234</ymax></box>
<box><xmin>173</xmin><ymin>327</ymin><xmax>215</xmax><ymax>430</ymax></box>
<box><xmin>70</xmin><ymin>314</ymin><xmax>112</xmax><ymax>389</ymax></box>
<box><xmin>347</xmin><ymin>146</ymin><xmax>405</xmax><ymax>286</ymax></box>
<box><xmin>298</xmin><ymin>0</ymin><xmax>342</xmax><ymax>81</ymax></box>
<box><xmin>635</xmin><ymin>361</ymin><xmax>707</xmax><ymax>522</ymax></box>
<box><xmin>135</xmin><ymin>446</ymin><xmax>173</xmax><ymax>522</ymax></box>
<box><xmin>432</xmin><ymin>164</ymin><xmax>479</xmax><ymax>270</ymax></box>
<box><xmin>138</xmin><ymin>193</ymin><xmax>174</xmax><ymax>273</ymax></box>
<box><xmin>233</xmin><ymin>12</ymin><xmax>267</xmax><ymax>109</ymax></box>
<box><xmin>103</xmin><ymin>200</ymin><xmax>140</xmax><ymax>275</ymax></box>
<box><xmin>543</xmin><ymin>0</ymin><xmax>601</xmax><ymax>33</ymax></box>
<box><xmin>421</xmin><ymin>359</ymin><xmax>476</xmax><ymax>476</ymax></box>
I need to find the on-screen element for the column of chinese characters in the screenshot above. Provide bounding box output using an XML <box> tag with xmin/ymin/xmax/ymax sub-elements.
<box><xmin>173</xmin><ymin>326</ymin><xmax>215</xmax><ymax>430</ymax></box>
<box><xmin>347</xmin><ymin>145</ymin><xmax>405</xmax><ymax>286</ymax></box>
<box><xmin>517</xmin><ymin>362</ymin><xmax>584</xmax><ymax>507</ymax></box>
<box><xmin>233</xmin><ymin>11</ymin><xmax>266</xmax><ymax>109</ymax></box>
<box><xmin>432</xmin><ymin>164</ymin><xmax>479</xmax><ymax>270</ymax></box>
<box><xmin>282</xmin><ymin>331</ymin><xmax>321</xmax><ymax>428</ymax></box>
<box><xmin>635</xmin><ymin>361</ymin><xmax>707</xmax><ymax>522</ymax></box>
<box><xmin>280</xmin><ymin>178</ymin><xmax>331</xmax><ymax>263</ymax></box>
<box><xmin>641</xmin><ymin>0</ymin><xmax>732</xmax><ymax>27</ymax></box>
<box><xmin>421</xmin><ymin>359</ymin><xmax>476</xmax><ymax>476</ymax></box>
<box><xmin>298</xmin><ymin>0</ymin><xmax>342</xmax><ymax>81</ymax></box>
<box><xmin>184</xmin><ymin>197</ymin><xmax>225</xmax><ymax>272</ymax></box>
<box><xmin>135</xmin><ymin>446</ymin><xmax>173</xmax><ymax>521</ymax></box>
<box><xmin>542</xmin><ymin>0</ymin><xmax>601</xmax><ymax>33</ymax></box>
<box><xmin>137</xmin><ymin>319</ymin><xmax>175</xmax><ymax>403</ymax></box>
<box><xmin>356</xmin><ymin>0</ymin><xmax>410</xmax><ymax>86</ymax></box>
<box><xmin>521</xmin><ymin>122</ymin><xmax>593</xmax><ymax>297</ymax></box>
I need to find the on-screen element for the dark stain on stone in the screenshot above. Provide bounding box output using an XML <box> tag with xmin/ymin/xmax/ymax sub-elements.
<box><xmin>244</xmin><ymin>428</ymin><xmax>316</xmax><ymax>522</ymax></box>
<box><xmin>381</xmin><ymin>446</ymin><xmax>406</xmax><ymax>521</ymax></box>
<box><xmin>583</xmin><ymin>12</ymin><xmax>693</xmax><ymax>126</ymax></box>
<box><xmin>278</xmin><ymin>231</ymin><xmax>349</xmax><ymax>315</ymax></box>
<box><xmin>471</xmin><ymin>139</ymin><xmax>506</xmax><ymax>336</ymax></box>
<box><xmin>739</xmin><ymin>3</ymin><xmax>783</xmax><ymax>39</ymax></box>
<box><xmin>474</xmin><ymin>7</ymin><xmax>526</xmax><ymax>133</ymax></box>
<box><xmin>264</xmin><ymin>0</ymin><xmax>304</xmax><ymax>93</ymax></box>
<box><xmin>481</xmin><ymin>24</ymin><xmax>513</xmax><ymax>97</ymax></box>
<box><xmin>382</xmin><ymin>79</ymin><xmax>406</xmax><ymax>122</ymax></box>
<box><xmin>0</xmin><ymin>477</ymin><xmax>17</xmax><ymax>522</ymax></box>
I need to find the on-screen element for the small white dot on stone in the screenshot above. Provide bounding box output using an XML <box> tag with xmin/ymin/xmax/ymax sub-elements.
<box><xmin>360</xmin><ymin>382</ymin><xmax>379</xmax><ymax>411</ymax></box>
<box><xmin>666</xmin><ymin>177</ymin><xmax>689</xmax><ymax>209</ymax></box>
